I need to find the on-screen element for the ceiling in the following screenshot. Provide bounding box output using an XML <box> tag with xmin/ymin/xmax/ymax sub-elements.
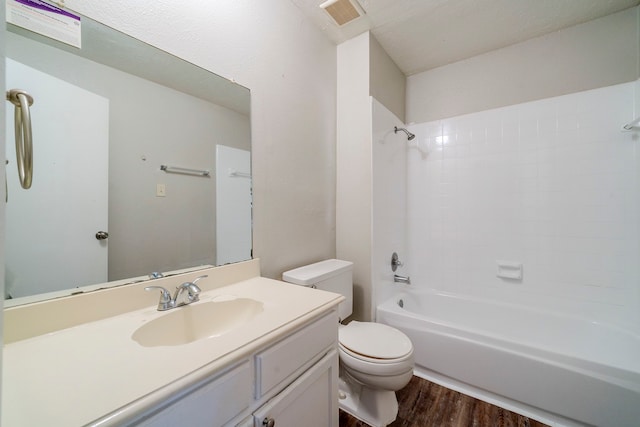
<box><xmin>289</xmin><ymin>0</ymin><xmax>640</xmax><ymax>76</ymax></box>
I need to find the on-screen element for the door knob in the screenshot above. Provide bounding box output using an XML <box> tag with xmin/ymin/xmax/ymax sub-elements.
<box><xmin>95</xmin><ymin>231</ymin><xmax>109</xmax><ymax>240</ymax></box>
<box><xmin>262</xmin><ymin>417</ymin><xmax>275</xmax><ymax>427</ymax></box>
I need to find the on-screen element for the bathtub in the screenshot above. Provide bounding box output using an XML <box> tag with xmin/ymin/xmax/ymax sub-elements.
<box><xmin>376</xmin><ymin>291</ymin><xmax>640</xmax><ymax>427</ymax></box>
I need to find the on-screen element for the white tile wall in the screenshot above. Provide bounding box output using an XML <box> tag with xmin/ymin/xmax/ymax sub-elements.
<box><xmin>406</xmin><ymin>81</ymin><xmax>640</xmax><ymax>330</ymax></box>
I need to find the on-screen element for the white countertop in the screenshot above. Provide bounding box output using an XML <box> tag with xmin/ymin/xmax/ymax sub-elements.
<box><xmin>2</xmin><ymin>275</ymin><xmax>342</xmax><ymax>426</ymax></box>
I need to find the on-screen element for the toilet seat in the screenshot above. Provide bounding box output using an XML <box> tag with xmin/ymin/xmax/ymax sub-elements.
<box><xmin>338</xmin><ymin>321</ymin><xmax>414</xmax><ymax>379</ymax></box>
<box><xmin>339</xmin><ymin>321</ymin><xmax>413</xmax><ymax>361</ymax></box>
<box><xmin>339</xmin><ymin>343</ymin><xmax>413</xmax><ymax>365</ymax></box>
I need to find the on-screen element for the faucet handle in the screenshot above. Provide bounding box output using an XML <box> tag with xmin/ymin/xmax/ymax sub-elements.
<box><xmin>192</xmin><ymin>275</ymin><xmax>208</xmax><ymax>285</ymax></box>
<box><xmin>144</xmin><ymin>285</ymin><xmax>172</xmax><ymax>310</ymax></box>
<box><xmin>175</xmin><ymin>275</ymin><xmax>207</xmax><ymax>305</ymax></box>
<box><xmin>176</xmin><ymin>274</ymin><xmax>207</xmax><ymax>292</ymax></box>
<box><xmin>187</xmin><ymin>275</ymin><xmax>208</xmax><ymax>300</ymax></box>
<box><xmin>391</xmin><ymin>252</ymin><xmax>404</xmax><ymax>272</ymax></box>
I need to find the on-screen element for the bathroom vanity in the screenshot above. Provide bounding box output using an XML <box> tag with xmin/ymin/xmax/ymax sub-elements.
<box><xmin>2</xmin><ymin>259</ymin><xmax>343</xmax><ymax>426</ymax></box>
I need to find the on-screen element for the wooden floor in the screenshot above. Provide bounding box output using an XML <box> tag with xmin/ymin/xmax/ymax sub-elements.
<box><xmin>339</xmin><ymin>376</ymin><xmax>549</xmax><ymax>427</ymax></box>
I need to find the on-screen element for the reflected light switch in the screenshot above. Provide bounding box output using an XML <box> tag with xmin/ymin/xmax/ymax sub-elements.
<box><xmin>156</xmin><ymin>183</ymin><xmax>166</xmax><ymax>197</ymax></box>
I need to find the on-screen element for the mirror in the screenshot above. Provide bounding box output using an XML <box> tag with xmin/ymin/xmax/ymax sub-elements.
<box><xmin>4</xmin><ymin>12</ymin><xmax>252</xmax><ymax>305</ymax></box>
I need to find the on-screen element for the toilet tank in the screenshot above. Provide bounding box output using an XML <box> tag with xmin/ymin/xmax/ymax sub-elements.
<box><xmin>282</xmin><ymin>259</ymin><xmax>353</xmax><ymax>321</ymax></box>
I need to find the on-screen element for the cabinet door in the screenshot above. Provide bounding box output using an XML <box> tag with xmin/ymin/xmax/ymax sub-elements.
<box><xmin>253</xmin><ymin>350</ymin><xmax>338</xmax><ymax>427</ymax></box>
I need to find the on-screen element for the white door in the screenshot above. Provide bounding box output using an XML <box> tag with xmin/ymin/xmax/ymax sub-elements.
<box><xmin>216</xmin><ymin>145</ymin><xmax>251</xmax><ymax>265</ymax></box>
<box><xmin>5</xmin><ymin>58</ymin><xmax>109</xmax><ymax>298</ymax></box>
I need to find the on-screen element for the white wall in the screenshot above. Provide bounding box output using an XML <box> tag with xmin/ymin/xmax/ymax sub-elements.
<box><xmin>337</xmin><ymin>32</ymin><xmax>408</xmax><ymax>320</ymax></box>
<box><xmin>371</xmin><ymin>98</ymin><xmax>408</xmax><ymax>310</ymax></box>
<box><xmin>62</xmin><ymin>0</ymin><xmax>338</xmax><ymax>279</ymax></box>
<box><xmin>337</xmin><ymin>32</ymin><xmax>372</xmax><ymax>321</ymax></box>
<box><xmin>370</xmin><ymin>35</ymin><xmax>406</xmax><ymax>123</ymax></box>
<box><xmin>406</xmin><ymin>81</ymin><xmax>640</xmax><ymax>330</ymax></box>
<box><xmin>407</xmin><ymin>7</ymin><xmax>640</xmax><ymax>123</ymax></box>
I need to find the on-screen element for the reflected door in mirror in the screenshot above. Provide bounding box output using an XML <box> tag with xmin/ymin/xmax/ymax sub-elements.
<box><xmin>5</xmin><ymin>59</ymin><xmax>109</xmax><ymax>298</ymax></box>
<box><xmin>216</xmin><ymin>145</ymin><xmax>251</xmax><ymax>265</ymax></box>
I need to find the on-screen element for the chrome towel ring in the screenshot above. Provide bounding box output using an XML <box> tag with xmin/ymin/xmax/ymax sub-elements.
<box><xmin>6</xmin><ymin>89</ymin><xmax>34</xmax><ymax>189</ymax></box>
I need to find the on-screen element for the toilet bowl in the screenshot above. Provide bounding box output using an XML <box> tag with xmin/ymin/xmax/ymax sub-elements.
<box><xmin>282</xmin><ymin>260</ymin><xmax>415</xmax><ymax>427</ymax></box>
<box><xmin>337</xmin><ymin>321</ymin><xmax>414</xmax><ymax>426</ymax></box>
<box><xmin>339</xmin><ymin>322</ymin><xmax>414</xmax><ymax>387</ymax></box>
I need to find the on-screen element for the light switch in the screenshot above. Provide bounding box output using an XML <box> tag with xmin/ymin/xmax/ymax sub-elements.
<box><xmin>156</xmin><ymin>183</ymin><xmax>166</xmax><ymax>197</ymax></box>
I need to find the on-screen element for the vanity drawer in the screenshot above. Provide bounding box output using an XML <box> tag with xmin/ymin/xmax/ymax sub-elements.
<box><xmin>137</xmin><ymin>361</ymin><xmax>252</xmax><ymax>427</ymax></box>
<box><xmin>255</xmin><ymin>311</ymin><xmax>337</xmax><ymax>398</ymax></box>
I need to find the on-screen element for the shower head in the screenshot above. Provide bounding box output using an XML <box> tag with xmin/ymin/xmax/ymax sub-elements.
<box><xmin>394</xmin><ymin>126</ymin><xmax>415</xmax><ymax>141</ymax></box>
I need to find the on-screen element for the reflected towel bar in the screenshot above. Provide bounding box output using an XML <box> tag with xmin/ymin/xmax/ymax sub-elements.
<box><xmin>228</xmin><ymin>168</ymin><xmax>251</xmax><ymax>178</ymax></box>
<box><xmin>622</xmin><ymin>116</ymin><xmax>640</xmax><ymax>131</ymax></box>
<box><xmin>6</xmin><ymin>89</ymin><xmax>34</xmax><ymax>189</ymax></box>
<box><xmin>160</xmin><ymin>165</ymin><xmax>210</xmax><ymax>177</ymax></box>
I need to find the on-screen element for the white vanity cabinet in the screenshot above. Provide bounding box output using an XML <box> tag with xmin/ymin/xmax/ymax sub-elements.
<box><xmin>135</xmin><ymin>310</ymin><xmax>339</xmax><ymax>427</ymax></box>
<box><xmin>3</xmin><ymin>265</ymin><xmax>345</xmax><ymax>427</ymax></box>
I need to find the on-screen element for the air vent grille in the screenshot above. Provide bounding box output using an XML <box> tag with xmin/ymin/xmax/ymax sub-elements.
<box><xmin>320</xmin><ymin>0</ymin><xmax>364</xmax><ymax>26</ymax></box>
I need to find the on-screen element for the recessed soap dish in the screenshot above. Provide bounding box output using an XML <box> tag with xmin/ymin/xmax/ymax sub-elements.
<box><xmin>496</xmin><ymin>260</ymin><xmax>523</xmax><ymax>280</ymax></box>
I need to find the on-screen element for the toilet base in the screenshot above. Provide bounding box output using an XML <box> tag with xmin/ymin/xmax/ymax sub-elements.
<box><xmin>338</xmin><ymin>377</ymin><xmax>398</xmax><ymax>427</ymax></box>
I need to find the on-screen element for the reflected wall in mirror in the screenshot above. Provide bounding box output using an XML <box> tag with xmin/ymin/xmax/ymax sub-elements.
<box><xmin>4</xmin><ymin>13</ymin><xmax>252</xmax><ymax>305</ymax></box>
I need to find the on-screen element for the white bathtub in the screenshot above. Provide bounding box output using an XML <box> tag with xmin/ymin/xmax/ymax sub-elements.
<box><xmin>376</xmin><ymin>291</ymin><xmax>640</xmax><ymax>427</ymax></box>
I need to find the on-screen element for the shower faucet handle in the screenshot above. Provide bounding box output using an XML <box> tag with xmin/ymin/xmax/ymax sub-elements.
<box><xmin>391</xmin><ymin>252</ymin><xmax>403</xmax><ymax>272</ymax></box>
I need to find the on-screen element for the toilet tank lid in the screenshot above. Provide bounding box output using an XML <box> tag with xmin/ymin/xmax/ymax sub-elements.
<box><xmin>282</xmin><ymin>259</ymin><xmax>353</xmax><ymax>285</ymax></box>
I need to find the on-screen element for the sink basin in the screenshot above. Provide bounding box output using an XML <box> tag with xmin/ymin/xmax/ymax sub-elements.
<box><xmin>132</xmin><ymin>298</ymin><xmax>263</xmax><ymax>347</ymax></box>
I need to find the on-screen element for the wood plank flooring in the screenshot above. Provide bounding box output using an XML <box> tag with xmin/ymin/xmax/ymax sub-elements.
<box><xmin>339</xmin><ymin>376</ymin><xmax>549</xmax><ymax>427</ymax></box>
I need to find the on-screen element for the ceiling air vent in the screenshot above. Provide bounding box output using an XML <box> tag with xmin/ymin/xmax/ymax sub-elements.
<box><xmin>320</xmin><ymin>0</ymin><xmax>365</xmax><ymax>26</ymax></box>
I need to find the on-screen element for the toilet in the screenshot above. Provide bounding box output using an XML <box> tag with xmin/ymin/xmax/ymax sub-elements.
<box><xmin>283</xmin><ymin>259</ymin><xmax>414</xmax><ymax>427</ymax></box>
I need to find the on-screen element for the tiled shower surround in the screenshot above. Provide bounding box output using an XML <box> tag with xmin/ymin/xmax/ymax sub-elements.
<box><xmin>406</xmin><ymin>81</ymin><xmax>639</xmax><ymax>330</ymax></box>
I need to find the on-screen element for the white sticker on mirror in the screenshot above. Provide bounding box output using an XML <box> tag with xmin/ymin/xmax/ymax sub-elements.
<box><xmin>6</xmin><ymin>0</ymin><xmax>81</xmax><ymax>48</ymax></box>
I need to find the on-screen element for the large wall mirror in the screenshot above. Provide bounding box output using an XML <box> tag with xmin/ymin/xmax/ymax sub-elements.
<box><xmin>4</xmin><ymin>11</ymin><xmax>252</xmax><ymax>306</ymax></box>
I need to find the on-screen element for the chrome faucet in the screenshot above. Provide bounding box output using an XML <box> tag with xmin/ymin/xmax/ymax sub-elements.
<box><xmin>394</xmin><ymin>274</ymin><xmax>411</xmax><ymax>285</ymax></box>
<box><xmin>145</xmin><ymin>275</ymin><xmax>208</xmax><ymax>311</ymax></box>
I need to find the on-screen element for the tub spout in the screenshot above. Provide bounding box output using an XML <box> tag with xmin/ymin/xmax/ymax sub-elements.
<box><xmin>394</xmin><ymin>274</ymin><xmax>411</xmax><ymax>285</ymax></box>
